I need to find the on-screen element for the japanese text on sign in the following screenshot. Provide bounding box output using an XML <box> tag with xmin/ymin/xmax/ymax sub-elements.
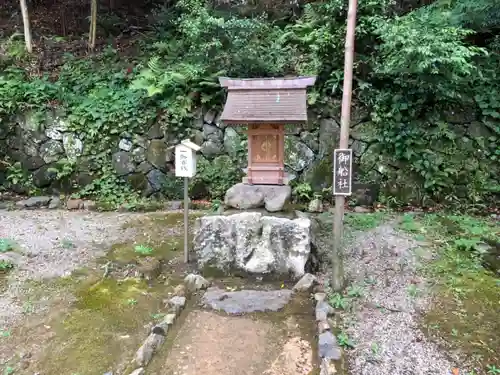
<box><xmin>175</xmin><ymin>146</ymin><xmax>195</xmax><ymax>178</ymax></box>
<box><xmin>333</xmin><ymin>149</ymin><xmax>353</xmax><ymax>196</ymax></box>
<box><xmin>179</xmin><ymin>152</ymin><xmax>189</xmax><ymax>173</ymax></box>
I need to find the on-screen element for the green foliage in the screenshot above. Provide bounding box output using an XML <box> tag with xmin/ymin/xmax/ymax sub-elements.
<box><xmin>0</xmin><ymin>32</ymin><xmax>28</xmax><ymax>65</ymax></box>
<box><xmin>0</xmin><ymin>0</ymin><xmax>499</xmax><ymax>207</ymax></box>
<box><xmin>446</xmin><ymin>0</ymin><xmax>500</xmax><ymax>31</ymax></box>
<box><xmin>192</xmin><ymin>156</ymin><xmax>243</xmax><ymax>200</ymax></box>
<box><xmin>337</xmin><ymin>332</ymin><xmax>355</xmax><ymax>349</ymax></box>
<box><xmin>364</xmin><ymin>7</ymin><xmax>499</xmax><ymax>203</ymax></box>
<box><xmin>159</xmin><ymin>176</ymin><xmax>184</xmax><ymax>200</ymax></box>
<box><xmin>344</xmin><ymin>212</ymin><xmax>389</xmax><ymax>230</ymax></box>
<box><xmin>134</xmin><ymin>244</ymin><xmax>154</xmax><ymax>255</ymax></box>
<box><xmin>0</xmin><ymin>239</ymin><xmax>14</xmax><ymax>253</ymax></box>
<box><xmin>282</xmin><ymin>0</ymin><xmax>394</xmax><ymax>101</ymax></box>
<box><xmin>131</xmin><ymin>0</ymin><xmax>293</xmax><ymax>107</ymax></box>
<box><xmin>74</xmin><ymin>166</ymin><xmax>142</xmax><ymax>209</ymax></box>
<box><xmin>328</xmin><ymin>292</ymin><xmax>349</xmax><ymax>310</ymax></box>
<box><xmin>487</xmin><ymin>365</ymin><xmax>500</xmax><ymax>375</ymax></box>
<box><xmin>210</xmin><ymin>199</ymin><xmax>223</xmax><ymax>212</ymax></box>
<box><xmin>47</xmin><ymin>159</ymin><xmax>77</xmax><ymax>183</ymax></box>
<box><xmin>4</xmin><ymin>161</ymin><xmax>36</xmax><ymax>193</ymax></box>
<box><xmin>0</xmin><ymin>260</ymin><xmax>14</xmax><ymax>272</ymax></box>
<box><xmin>0</xmin><ymin>329</ymin><xmax>11</xmax><ymax>338</ymax></box>
<box><xmin>292</xmin><ymin>182</ymin><xmax>314</xmax><ymax>203</ymax></box>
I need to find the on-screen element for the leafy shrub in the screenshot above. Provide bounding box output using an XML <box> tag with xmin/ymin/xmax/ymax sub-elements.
<box><xmin>0</xmin><ymin>0</ymin><xmax>499</xmax><ymax>207</ymax></box>
<box><xmin>191</xmin><ymin>156</ymin><xmax>243</xmax><ymax>200</ymax></box>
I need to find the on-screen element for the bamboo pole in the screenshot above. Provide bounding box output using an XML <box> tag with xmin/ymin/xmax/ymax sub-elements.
<box><xmin>331</xmin><ymin>0</ymin><xmax>358</xmax><ymax>292</ymax></box>
<box><xmin>89</xmin><ymin>0</ymin><xmax>97</xmax><ymax>50</ymax></box>
<box><xmin>19</xmin><ymin>0</ymin><xmax>32</xmax><ymax>53</ymax></box>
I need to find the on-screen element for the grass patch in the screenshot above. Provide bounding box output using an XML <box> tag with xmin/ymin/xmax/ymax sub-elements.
<box><xmin>399</xmin><ymin>213</ymin><xmax>500</xmax><ymax>373</ymax></box>
<box><xmin>108</xmin><ymin>211</ymin><xmax>205</xmax><ymax>264</ymax></box>
<box><xmin>314</xmin><ymin>211</ymin><xmax>391</xmax><ymax>233</ymax></box>
<box><xmin>0</xmin><ymin>260</ymin><xmax>14</xmax><ymax>272</ymax></box>
<box><xmin>344</xmin><ymin>211</ymin><xmax>391</xmax><ymax>230</ymax></box>
<box><xmin>107</xmin><ymin>235</ymin><xmax>185</xmax><ymax>265</ymax></box>
<box><xmin>0</xmin><ymin>238</ymin><xmax>15</xmax><ymax>253</ymax></box>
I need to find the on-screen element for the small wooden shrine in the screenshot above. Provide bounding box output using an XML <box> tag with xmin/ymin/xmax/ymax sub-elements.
<box><xmin>218</xmin><ymin>76</ymin><xmax>316</xmax><ymax>185</ymax></box>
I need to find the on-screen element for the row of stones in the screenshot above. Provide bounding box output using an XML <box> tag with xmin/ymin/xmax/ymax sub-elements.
<box><xmin>126</xmin><ymin>273</ymin><xmax>211</xmax><ymax>375</ymax></box>
<box><xmin>2</xmin><ymin>195</ymin><xmax>186</xmax><ymax>211</ymax></box>
<box><xmin>293</xmin><ymin>273</ymin><xmax>343</xmax><ymax>375</ymax></box>
<box><xmin>108</xmin><ymin>271</ymin><xmax>342</xmax><ymax>375</ymax></box>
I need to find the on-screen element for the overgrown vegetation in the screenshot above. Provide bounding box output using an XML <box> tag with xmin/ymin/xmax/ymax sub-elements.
<box><xmin>0</xmin><ymin>0</ymin><xmax>499</xmax><ymax>208</ymax></box>
<box><xmin>399</xmin><ymin>213</ymin><xmax>500</xmax><ymax>373</ymax></box>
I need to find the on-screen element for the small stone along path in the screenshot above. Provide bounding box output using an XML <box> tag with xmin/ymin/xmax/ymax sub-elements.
<box><xmin>0</xmin><ymin>207</ymin><xmax>466</xmax><ymax>375</ymax></box>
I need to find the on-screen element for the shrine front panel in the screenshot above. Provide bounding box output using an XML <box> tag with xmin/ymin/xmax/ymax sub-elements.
<box><xmin>251</xmin><ymin>134</ymin><xmax>279</xmax><ymax>164</ymax></box>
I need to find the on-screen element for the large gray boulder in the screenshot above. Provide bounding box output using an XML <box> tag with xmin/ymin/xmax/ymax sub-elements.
<box><xmin>193</xmin><ymin>212</ymin><xmax>312</xmax><ymax>278</ymax></box>
<box><xmin>224</xmin><ymin>183</ymin><xmax>291</xmax><ymax>212</ymax></box>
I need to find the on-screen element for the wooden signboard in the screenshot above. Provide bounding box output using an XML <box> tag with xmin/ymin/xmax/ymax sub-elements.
<box><xmin>333</xmin><ymin>149</ymin><xmax>353</xmax><ymax>196</ymax></box>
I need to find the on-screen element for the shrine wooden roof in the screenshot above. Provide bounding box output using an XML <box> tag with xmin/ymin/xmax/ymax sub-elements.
<box><xmin>218</xmin><ymin>77</ymin><xmax>316</xmax><ymax>124</ymax></box>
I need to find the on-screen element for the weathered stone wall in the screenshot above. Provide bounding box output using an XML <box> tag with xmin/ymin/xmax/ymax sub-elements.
<box><xmin>0</xmin><ymin>105</ymin><xmax>497</xmax><ymax>204</ymax></box>
<box><xmin>0</xmin><ymin>107</ymin><xmax>370</xmax><ymax>196</ymax></box>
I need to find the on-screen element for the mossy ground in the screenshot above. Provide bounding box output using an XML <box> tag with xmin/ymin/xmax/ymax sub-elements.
<box><xmin>107</xmin><ymin>211</ymin><xmax>205</xmax><ymax>265</ymax></box>
<box><xmin>3</xmin><ymin>208</ymin><xmax>346</xmax><ymax>375</ymax></box>
<box><xmin>398</xmin><ymin>213</ymin><xmax>500</xmax><ymax>373</ymax></box>
<box><xmin>32</xmin><ymin>276</ymin><xmax>170</xmax><ymax>375</ymax></box>
<box><xmin>1</xmin><ymin>211</ymin><xmax>206</xmax><ymax>375</ymax></box>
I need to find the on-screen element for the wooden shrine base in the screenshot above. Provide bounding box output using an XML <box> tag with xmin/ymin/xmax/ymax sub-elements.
<box><xmin>242</xmin><ymin>176</ymin><xmax>290</xmax><ymax>186</ymax></box>
<box><xmin>241</xmin><ymin>171</ymin><xmax>291</xmax><ymax>186</ymax></box>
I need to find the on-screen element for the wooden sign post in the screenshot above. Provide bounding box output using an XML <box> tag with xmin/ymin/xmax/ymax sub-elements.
<box><xmin>174</xmin><ymin>139</ymin><xmax>201</xmax><ymax>263</ymax></box>
<box><xmin>332</xmin><ymin>0</ymin><xmax>358</xmax><ymax>292</ymax></box>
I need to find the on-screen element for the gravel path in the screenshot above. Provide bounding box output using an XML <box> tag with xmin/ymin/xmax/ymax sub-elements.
<box><xmin>343</xmin><ymin>223</ymin><xmax>454</xmax><ymax>375</ymax></box>
<box><xmin>0</xmin><ymin>209</ymin><xmax>145</xmax><ymax>328</ymax></box>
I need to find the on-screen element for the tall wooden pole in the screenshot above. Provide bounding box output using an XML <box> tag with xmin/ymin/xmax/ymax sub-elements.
<box><xmin>19</xmin><ymin>0</ymin><xmax>32</xmax><ymax>53</ymax></box>
<box><xmin>331</xmin><ymin>0</ymin><xmax>358</xmax><ymax>292</ymax></box>
<box><xmin>183</xmin><ymin>177</ymin><xmax>189</xmax><ymax>263</ymax></box>
<box><xmin>89</xmin><ymin>0</ymin><xmax>97</xmax><ymax>50</ymax></box>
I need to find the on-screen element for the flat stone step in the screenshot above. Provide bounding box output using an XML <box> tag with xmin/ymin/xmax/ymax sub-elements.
<box><xmin>201</xmin><ymin>287</ymin><xmax>293</xmax><ymax>314</ymax></box>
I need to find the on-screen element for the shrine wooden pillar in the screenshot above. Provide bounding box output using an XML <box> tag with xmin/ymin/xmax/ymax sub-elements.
<box><xmin>218</xmin><ymin>76</ymin><xmax>316</xmax><ymax>186</ymax></box>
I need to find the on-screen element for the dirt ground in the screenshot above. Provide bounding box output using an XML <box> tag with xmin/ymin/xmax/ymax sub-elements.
<box><xmin>0</xmin><ymin>209</ymin><xmax>191</xmax><ymax>374</ymax></box>
<box><xmin>337</xmin><ymin>212</ymin><xmax>499</xmax><ymax>375</ymax></box>
<box><xmin>341</xmin><ymin>223</ymin><xmax>453</xmax><ymax>375</ymax></box>
<box><xmin>1</xmin><ymin>208</ymin><xmax>497</xmax><ymax>375</ymax></box>
<box><xmin>0</xmin><ymin>209</ymin><xmax>317</xmax><ymax>375</ymax></box>
<box><xmin>148</xmin><ymin>310</ymin><xmax>314</xmax><ymax>375</ymax></box>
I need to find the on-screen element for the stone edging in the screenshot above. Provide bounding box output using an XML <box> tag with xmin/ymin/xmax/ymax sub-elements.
<box><xmin>0</xmin><ymin>195</ymin><xmax>210</xmax><ymax>212</ymax></box>
<box><xmin>293</xmin><ymin>273</ymin><xmax>343</xmax><ymax>375</ymax></box>
<box><xmin>126</xmin><ymin>273</ymin><xmax>210</xmax><ymax>375</ymax></box>
<box><xmin>125</xmin><ymin>271</ymin><xmax>341</xmax><ymax>375</ymax></box>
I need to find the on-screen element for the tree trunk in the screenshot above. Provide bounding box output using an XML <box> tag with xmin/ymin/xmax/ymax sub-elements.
<box><xmin>88</xmin><ymin>0</ymin><xmax>98</xmax><ymax>50</ymax></box>
<box><xmin>60</xmin><ymin>5</ymin><xmax>67</xmax><ymax>36</ymax></box>
<box><xmin>19</xmin><ymin>0</ymin><xmax>33</xmax><ymax>53</ymax></box>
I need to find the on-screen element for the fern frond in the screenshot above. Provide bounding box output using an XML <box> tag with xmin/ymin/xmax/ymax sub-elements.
<box><xmin>147</xmin><ymin>56</ymin><xmax>163</xmax><ymax>75</ymax></box>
